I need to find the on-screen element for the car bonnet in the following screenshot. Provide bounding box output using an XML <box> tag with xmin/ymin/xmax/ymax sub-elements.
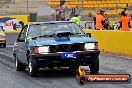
<box><xmin>28</xmin><ymin>36</ymin><xmax>97</xmax><ymax>46</ymax></box>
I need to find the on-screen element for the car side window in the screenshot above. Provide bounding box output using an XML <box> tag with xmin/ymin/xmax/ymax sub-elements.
<box><xmin>18</xmin><ymin>26</ymin><xmax>27</xmax><ymax>41</ymax></box>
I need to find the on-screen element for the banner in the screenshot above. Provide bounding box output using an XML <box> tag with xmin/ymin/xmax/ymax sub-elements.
<box><xmin>0</xmin><ymin>15</ymin><xmax>28</xmax><ymax>32</ymax></box>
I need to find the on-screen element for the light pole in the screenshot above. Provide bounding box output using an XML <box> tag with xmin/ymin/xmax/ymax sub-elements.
<box><xmin>81</xmin><ymin>0</ymin><xmax>83</xmax><ymax>9</ymax></box>
<box><xmin>27</xmin><ymin>0</ymin><xmax>29</xmax><ymax>14</ymax></box>
<box><xmin>116</xmin><ymin>0</ymin><xmax>118</xmax><ymax>21</ymax></box>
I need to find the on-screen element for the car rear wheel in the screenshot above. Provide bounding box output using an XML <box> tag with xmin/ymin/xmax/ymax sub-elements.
<box><xmin>28</xmin><ymin>56</ymin><xmax>38</xmax><ymax>77</ymax></box>
<box><xmin>15</xmin><ymin>57</ymin><xmax>26</xmax><ymax>71</ymax></box>
<box><xmin>88</xmin><ymin>57</ymin><xmax>99</xmax><ymax>74</ymax></box>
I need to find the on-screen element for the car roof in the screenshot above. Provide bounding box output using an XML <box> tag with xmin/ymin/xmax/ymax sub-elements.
<box><xmin>28</xmin><ymin>21</ymin><xmax>75</xmax><ymax>25</ymax></box>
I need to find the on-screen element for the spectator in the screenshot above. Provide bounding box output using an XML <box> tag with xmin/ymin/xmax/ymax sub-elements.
<box><xmin>124</xmin><ymin>8</ymin><xmax>129</xmax><ymax>16</ymax></box>
<box><xmin>60</xmin><ymin>11</ymin><xmax>65</xmax><ymax>21</ymax></box>
<box><xmin>93</xmin><ymin>13</ymin><xmax>98</xmax><ymax>28</ymax></box>
<box><xmin>118</xmin><ymin>11</ymin><xmax>130</xmax><ymax>31</ymax></box>
<box><xmin>70</xmin><ymin>14</ymin><xmax>80</xmax><ymax>25</ymax></box>
<box><xmin>51</xmin><ymin>8</ymin><xmax>55</xmax><ymax>20</ymax></box>
<box><xmin>93</xmin><ymin>9</ymin><xmax>100</xmax><ymax>26</ymax></box>
<box><xmin>12</xmin><ymin>0</ymin><xmax>15</xmax><ymax>4</ymax></box>
<box><xmin>70</xmin><ymin>12</ymin><xmax>75</xmax><ymax>20</ymax></box>
<box><xmin>111</xmin><ymin>22</ymin><xmax>119</xmax><ymax>30</ymax></box>
<box><xmin>104</xmin><ymin>19</ymin><xmax>111</xmax><ymax>30</ymax></box>
<box><xmin>0</xmin><ymin>26</ymin><xmax>4</xmax><ymax>31</ymax></box>
<box><xmin>103</xmin><ymin>14</ymin><xmax>112</xmax><ymax>30</ymax></box>
<box><xmin>56</xmin><ymin>9</ymin><xmax>60</xmax><ymax>21</ymax></box>
<box><xmin>75</xmin><ymin>6</ymin><xmax>81</xmax><ymax>16</ymax></box>
<box><xmin>94</xmin><ymin>10</ymin><xmax>105</xmax><ymax>30</ymax></box>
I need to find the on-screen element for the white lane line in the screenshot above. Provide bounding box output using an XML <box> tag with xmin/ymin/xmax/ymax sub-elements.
<box><xmin>6</xmin><ymin>45</ymin><xmax>14</xmax><ymax>48</ymax></box>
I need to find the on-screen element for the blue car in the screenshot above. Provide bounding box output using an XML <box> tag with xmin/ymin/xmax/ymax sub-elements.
<box><xmin>13</xmin><ymin>21</ymin><xmax>100</xmax><ymax>77</ymax></box>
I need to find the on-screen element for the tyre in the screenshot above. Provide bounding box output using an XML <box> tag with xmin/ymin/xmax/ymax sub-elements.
<box><xmin>28</xmin><ymin>56</ymin><xmax>38</xmax><ymax>77</ymax></box>
<box><xmin>88</xmin><ymin>57</ymin><xmax>99</xmax><ymax>74</ymax></box>
<box><xmin>3</xmin><ymin>43</ymin><xmax>6</xmax><ymax>48</ymax></box>
<box><xmin>15</xmin><ymin>57</ymin><xmax>26</xmax><ymax>71</ymax></box>
<box><xmin>69</xmin><ymin>66</ymin><xmax>78</xmax><ymax>71</ymax></box>
<box><xmin>69</xmin><ymin>66</ymin><xmax>78</xmax><ymax>74</ymax></box>
<box><xmin>79</xmin><ymin>76</ymin><xmax>86</xmax><ymax>85</ymax></box>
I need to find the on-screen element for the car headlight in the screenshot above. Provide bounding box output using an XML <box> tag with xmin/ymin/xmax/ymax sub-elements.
<box><xmin>0</xmin><ymin>35</ymin><xmax>6</xmax><ymax>38</ymax></box>
<box><xmin>34</xmin><ymin>46</ymin><xmax>50</xmax><ymax>54</ymax></box>
<box><xmin>38</xmin><ymin>46</ymin><xmax>50</xmax><ymax>53</ymax></box>
<box><xmin>84</xmin><ymin>43</ymin><xmax>97</xmax><ymax>50</ymax></box>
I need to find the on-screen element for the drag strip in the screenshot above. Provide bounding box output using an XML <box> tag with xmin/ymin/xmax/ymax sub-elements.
<box><xmin>0</xmin><ymin>33</ymin><xmax>131</xmax><ymax>88</ymax></box>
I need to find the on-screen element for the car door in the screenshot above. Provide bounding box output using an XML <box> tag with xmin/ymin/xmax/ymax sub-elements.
<box><xmin>15</xmin><ymin>25</ymin><xmax>28</xmax><ymax>64</ymax></box>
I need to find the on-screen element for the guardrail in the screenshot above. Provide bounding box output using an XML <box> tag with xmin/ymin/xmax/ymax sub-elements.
<box><xmin>84</xmin><ymin>29</ymin><xmax>132</xmax><ymax>57</ymax></box>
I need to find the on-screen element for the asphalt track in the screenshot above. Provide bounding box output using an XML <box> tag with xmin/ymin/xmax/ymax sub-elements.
<box><xmin>0</xmin><ymin>33</ymin><xmax>131</xmax><ymax>88</ymax></box>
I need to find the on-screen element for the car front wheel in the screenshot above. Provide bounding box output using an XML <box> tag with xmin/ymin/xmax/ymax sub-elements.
<box><xmin>15</xmin><ymin>57</ymin><xmax>26</xmax><ymax>71</ymax></box>
<box><xmin>88</xmin><ymin>57</ymin><xmax>99</xmax><ymax>74</ymax></box>
<box><xmin>3</xmin><ymin>43</ymin><xmax>6</xmax><ymax>48</ymax></box>
<box><xmin>28</xmin><ymin>56</ymin><xmax>38</xmax><ymax>77</ymax></box>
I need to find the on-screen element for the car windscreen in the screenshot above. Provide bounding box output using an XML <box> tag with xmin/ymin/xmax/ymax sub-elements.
<box><xmin>27</xmin><ymin>22</ymin><xmax>85</xmax><ymax>38</ymax></box>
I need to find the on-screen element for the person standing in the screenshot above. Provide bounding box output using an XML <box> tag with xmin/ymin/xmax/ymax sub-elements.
<box><xmin>70</xmin><ymin>14</ymin><xmax>80</xmax><ymax>25</ymax></box>
<box><xmin>56</xmin><ymin>8</ymin><xmax>60</xmax><ymax>21</ymax></box>
<box><xmin>94</xmin><ymin>10</ymin><xmax>105</xmax><ymax>30</ymax></box>
<box><xmin>124</xmin><ymin>8</ymin><xmax>129</xmax><ymax>16</ymax></box>
<box><xmin>12</xmin><ymin>0</ymin><xmax>15</xmax><ymax>4</ymax></box>
<box><xmin>60</xmin><ymin>11</ymin><xmax>65</xmax><ymax>21</ymax></box>
<box><xmin>118</xmin><ymin>11</ymin><xmax>130</xmax><ymax>31</ymax></box>
<box><xmin>51</xmin><ymin>8</ymin><xmax>55</xmax><ymax>20</ymax></box>
<box><xmin>93</xmin><ymin>10</ymin><xmax>100</xmax><ymax>29</ymax></box>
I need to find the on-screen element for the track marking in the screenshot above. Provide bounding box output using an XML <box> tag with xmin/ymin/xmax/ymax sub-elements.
<box><xmin>7</xmin><ymin>45</ymin><xmax>14</xmax><ymax>48</ymax></box>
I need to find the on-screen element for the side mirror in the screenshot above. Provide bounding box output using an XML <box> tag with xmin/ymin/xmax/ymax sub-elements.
<box><xmin>86</xmin><ymin>33</ymin><xmax>91</xmax><ymax>37</ymax></box>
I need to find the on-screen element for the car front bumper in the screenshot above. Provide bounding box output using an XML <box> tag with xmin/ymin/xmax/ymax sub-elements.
<box><xmin>0</xmin><ymin>40</ymin><xmax>6</xmax><ymax>44</ymax></box>
<box><xmin>30</xmin><ymin>50</ymin><xmax>100</xmax><ymax>67</ymax></box>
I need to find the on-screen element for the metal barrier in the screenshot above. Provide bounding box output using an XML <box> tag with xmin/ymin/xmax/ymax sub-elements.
<box><xmin>84</xmin><ymin>21</ymin><xmax>95</xmax><ymax>29</ymax></box>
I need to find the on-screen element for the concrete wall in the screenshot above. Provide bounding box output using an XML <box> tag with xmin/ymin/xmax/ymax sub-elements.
<box><xmin>84</xmin><ymin>30</ymin><xmax>132</xmax><ymax>56</ymax></box>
